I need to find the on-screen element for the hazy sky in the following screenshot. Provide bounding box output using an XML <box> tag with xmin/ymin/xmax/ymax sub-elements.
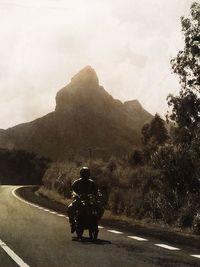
<box><xmin>0</xmin><ymin>0</ymin><xmax>195</xmax><ymax>129</ymax></box>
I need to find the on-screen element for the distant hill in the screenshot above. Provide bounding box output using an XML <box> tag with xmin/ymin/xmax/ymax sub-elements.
<box><xmin>0</xmin><ymin>66</ymin><xmax>153</xmax><ymax>160</ymax></box>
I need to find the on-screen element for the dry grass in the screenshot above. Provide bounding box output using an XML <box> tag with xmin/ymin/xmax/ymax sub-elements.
<box><xmin>36</xmin><ymin>186</ymin><xmax>71</xmax><ymax>206</ymax></box>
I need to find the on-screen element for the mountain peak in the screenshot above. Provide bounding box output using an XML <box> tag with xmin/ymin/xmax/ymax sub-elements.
<box><xmin>0</xmin><ymin>66</ymin><xmax>153</xmax><ymax>160</ymax></box>
<box><xmin>55</xmin><ymin>66</ymin><xmax>107</xmax><ymax>112</ymax></box>
<box><xmin>124</xmin><ymin>99</ymin><xmax>152</xmax><ymax>122</ymax></box>
<box><xmin>124</xmin><ymin>100</ymin><xmax>142</xmax><ymax>110</ymax></box>
<box><xmin>71</xmin><ymin>65</ymin><xmax>99</xmax><ymax>86</ymax></box>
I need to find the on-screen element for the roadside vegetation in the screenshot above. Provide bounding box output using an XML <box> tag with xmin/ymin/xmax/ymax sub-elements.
<box><xmin>0</xmin><ymin>148</ymin><xmax>50</xmax><ymax>185</ymax></box>
<box><xmin>38</xmin><ymin>2</ymin><xmax>200</xmax><ymax>235</ymax></box>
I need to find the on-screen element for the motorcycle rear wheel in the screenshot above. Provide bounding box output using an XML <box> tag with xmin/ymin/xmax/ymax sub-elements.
<box><xmin>89</xmin><ymin>227</ymin><xmax>98</xmax><ymax>241</ymax></box>
<box><xmin>76</xmin><ymin>227</ymin><xmax>84</xmax><ymax>239</ymax></box>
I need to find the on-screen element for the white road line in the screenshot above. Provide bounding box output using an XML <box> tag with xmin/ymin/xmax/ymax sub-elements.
<box><xmin>11</xmin><ymin>187</ymin><xmax>198</xmax><ymax>258</ymax></box>
<box><xmin>49</xmin><ymin>211</ymin><xmax>57</xmax><ymax>214</ymax></box>
<box><xmin>32</xmin><ymin>204</ymin><xmax>39</xmax><ymax>208</ymax></box>
<box><xmin>155</xmin><ymin>244</ymin><xmax>180</xmax><ymax>250</ymax></box>
<box><xmin>191</xmin><ymin>255</ymin><xmax>200</xmax><ymax>259</ymax></box>
<box><xmin>0</xmin><ymin>239</ymin><xmax>30</xmax><ymax>267</ymax></box>
<box><xmin>12</xmin><ymin>188</ymin><xmax>35</xmax><ymax>207</ymax></box>
<box><xmin>107</xmin><ymin>230</ymin><xmax>123</xmax><ymax>234</ymax></box>
<box><xmin>56</xmin><ymin>214</ymin><xmax>66</xmax><ymax>217</ymax></box>
<box><xmin>12</xmin><ymin>188</ymin><xmax>68</xmax><ymax>219</ymax></box>
<box><xmin>128</xmin><ymin>236</ymin><xmax>148</xmax><ymax>241</ymax></box>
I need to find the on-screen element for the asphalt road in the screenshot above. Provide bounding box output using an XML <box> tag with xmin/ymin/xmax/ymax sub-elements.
<box><xmin>0</xmin><ymin>185</ymin><xmax>200</xmax><ymax>267</ymax></box>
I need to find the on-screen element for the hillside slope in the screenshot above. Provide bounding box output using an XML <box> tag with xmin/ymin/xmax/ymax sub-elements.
<box><xmin>0</xmin><ymin>66</ymin><xmax>152</xmax><ymax>160</ymax></box>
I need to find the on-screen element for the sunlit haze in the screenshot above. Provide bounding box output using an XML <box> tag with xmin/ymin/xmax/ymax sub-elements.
<box><xmin>0</xmin><ymin>0</ymin><xmax>194</xmax><ymax>129</ymax></box>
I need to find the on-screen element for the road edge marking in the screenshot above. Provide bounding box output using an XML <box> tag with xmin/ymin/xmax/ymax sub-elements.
<box><xmin>154</xmin><ymin>244</ymin><xmax>180</xmax><ymax>251</ymax></box>
<box><xmin>12</xmin><ymin>186</ymin><xmax>199</xmax><ymax>260</ymax></box>
<box><xmin>128</xmin><ymin>236</ymin><xmax>148</xmax><ymax>241</ymax></box>
<box><xmin>191</xmin><ymin>255</ymin><xmax>200</xmax><ymax>259</ymax></box>
<box><xmin>0</xmin><ymin>239</ymin><xmax>30</xmax><ymax>267</ymax></box>
<box><xmin>107</xmin><ymin>230</ymin><xmax>123</xmax><ymax>234</ymax></box>
<box><xmin>12</xmin><ymin>187</ymin><xmax>69</xmax><ymax>219</ymax></box>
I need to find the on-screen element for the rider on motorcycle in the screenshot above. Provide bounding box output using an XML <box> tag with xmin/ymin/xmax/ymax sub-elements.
<box><xmin>68</xmin><ymin>166</ymin><xmax>100</xmax><ymax>233</ymax></box>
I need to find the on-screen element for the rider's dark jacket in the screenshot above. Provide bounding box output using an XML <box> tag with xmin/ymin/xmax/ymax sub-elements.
<box><xmin>71</xmin><ymin>178</ymin><xmax>97</xmax><ymax>195</ymax></box>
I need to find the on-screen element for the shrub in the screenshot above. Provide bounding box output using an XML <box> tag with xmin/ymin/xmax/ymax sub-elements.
<box><xmin>192</xmin><ymin>213</ymin><xmax>200</xmax><ymax>235</ymax></box>
<box><xmin>178</xmin><ymin>207</ymin><xmax>194</xmax><ymax>228</ymax></box>
<box><xmin>108</xmin><ymin>188</ymin><xmax>126</xmax><ymax>214</ymax></box>
<box><xmin>151</xmin><ymin>144</ymin><xmax>200</xmax><ymax>195</ymax></box>
<box><xmin>42</xmin><ymin>161</ymin><xmax>79</xmax><ymax>197</ymax></box>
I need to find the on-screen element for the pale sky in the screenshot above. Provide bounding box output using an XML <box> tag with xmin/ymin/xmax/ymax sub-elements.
<box><xmin>0</xmin><ymin>0</ymin><xmax>195</xmax><ymax>129</ymax></box>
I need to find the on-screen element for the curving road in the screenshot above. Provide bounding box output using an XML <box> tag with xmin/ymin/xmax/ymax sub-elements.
<box><xmin>0</xmin><ymin>185</ymin><xmax>200</xmax><ymax>267</ymax></box>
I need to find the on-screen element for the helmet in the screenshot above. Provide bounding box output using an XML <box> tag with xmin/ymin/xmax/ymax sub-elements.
<box><xmin>80</xmin><ymin>166</ymin><xmax>90</xmax><ymax>179</ymax></box>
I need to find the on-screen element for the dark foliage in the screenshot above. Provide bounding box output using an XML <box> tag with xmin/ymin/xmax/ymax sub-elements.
<box><xmin>142</xmin><ymin>114</ymin><xmax>168</xmax><ymax>146</ymax></box>
<box><xmin>170</xmin><ymin>2</ymin><xmax>200</xmax><ymax>92</ymax></box>
<box><xmin>141</xmin><ymin>114</ymin><xmax>168</xmax><ymax>161</ymax></box>
<box><xmin>0</xmin><ymin>148</ymin><xmax>50</xmax><ymax>185</ymax></box>
<box><xmin>167</xmin><ymin>2</ymin><xmax>200</xmax><ymax>145</ymax></box>
<box><xmin>128</xmin><ymin>150</ymin><xmax>144</xmax><ymax>166</ymax></box>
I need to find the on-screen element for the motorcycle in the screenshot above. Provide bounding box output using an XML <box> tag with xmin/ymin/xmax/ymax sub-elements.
<box><xmin>72</xmin><ymin>192</ymin><xmax>103</xmax><ymax>241</ymax></box>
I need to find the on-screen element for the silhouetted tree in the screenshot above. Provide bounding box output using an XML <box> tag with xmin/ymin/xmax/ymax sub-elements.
<box><xmin>167</xmin><ymin>2</ymin><xmax>200</xmax><ymax>145</ymax></box>
<box><xmin>0</xmin><ymin>149</ymin><xmax>50</xmax><ymax>185</ymax></box>
<box><xmin>129</xmin><ymin>150</ymin><xmax>143</xmax><ymax>166</ymax></box>
<box><xmin>141</xmin><ymin>114</ymin><xmax>168</xmax><ymax>160</ymax></box>
<box><xmin>142</xmin><ymin>114</ymin><xmax>168</xmax><ymax>146</ymax></box>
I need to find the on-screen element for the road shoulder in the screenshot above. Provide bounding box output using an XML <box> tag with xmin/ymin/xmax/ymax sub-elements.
<box><xmin>15</xmin><ymin>186</ymin><xmax>200</xmax><ymax>250</ymax></box>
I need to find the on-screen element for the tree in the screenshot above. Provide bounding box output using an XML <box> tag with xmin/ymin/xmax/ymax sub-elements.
<box><xmin>141</xmin><ymin>123</ymin><xmax>151</xmax><ymax>146</ymax></box>
<box><xmin>141</xmin><ymin>114</ymin><xmax>168</xmax><ymax>160</ymax></box>
<box><xmin>149</xmin><ymin>114</ymin><xmax>168</xmax><ymax>144</ymax></box>
<box><xmin>151</xmin><ymin>144</ymin><xmax>200</xmax><ymax>195</ymax></box>
<box><xmin>129</xmin><ymin>150</ymin><xmax>143</xmax><ymax>166</ymax></box>
<box><xmin>142</xmin><ymin>114</ymin><xmax>168</xmax><ymax>146</ymax></box>
<box><xmin>171</xmin><ymin>2</ymin><xmax>200</xmax><ymax>92</ymax></box>
<box><xmin>0</xmin><ymin>149</ymin><xmax>50</xmax><ymax>185</ymax></box>
<box><xmin>167</xmin><ymin>2</ymin><xmax>200</xmax><ymax>144</ymax></box>
<box><xmin>163</xmin><ymin>3</ymin><xmax>200</xmax><ymax>228</ymax></box>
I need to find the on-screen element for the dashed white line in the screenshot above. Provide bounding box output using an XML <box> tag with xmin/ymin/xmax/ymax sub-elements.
<box><xmin>128</xmin><ymin>236</ymin><xmax>148</xmax><ymax>241</ymax></box>
<box><xmin>0</xmin><ymin>239</ymin><xmax>30</xmax><ymax>267</ymax></box>
<box><xmin>12</xmin><ymin>187</ymin><xmax>200</xmax><ymax>260</ymax></box>
<box><xmin>191</xmin><ymin>255</ymin><xmax>200</xmax><ymax>259</ymax></box>
<box><xmin>155</xmin><ymin>244</ymin><xmax>180</xmax><ymax>250</ymax></box>
<box><xmin>107</xmin><ymin>230</ymin><xmax>123</xmax><ymax>234</ymax></box>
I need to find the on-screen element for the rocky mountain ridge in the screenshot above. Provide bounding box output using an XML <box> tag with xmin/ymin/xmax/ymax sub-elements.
<box><xmin>0</xmin><ymin>66</ymin><xmax>153</xmax><ymax>160</ymax></box>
